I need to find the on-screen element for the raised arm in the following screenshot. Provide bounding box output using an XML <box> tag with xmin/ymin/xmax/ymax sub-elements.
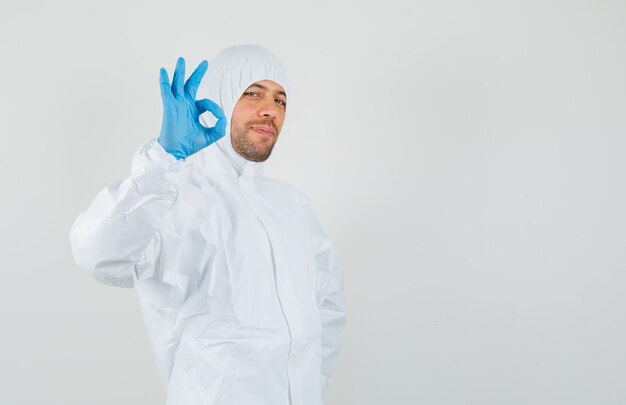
<box><xmin>69</xmin><ymin>57</ymin><xmax>226</xmax><ymax>287</ymax></box>
<box><xmin>69</xmin><ymin>140</ymin><xmax>181</xmax><ymax>287</ymax></box>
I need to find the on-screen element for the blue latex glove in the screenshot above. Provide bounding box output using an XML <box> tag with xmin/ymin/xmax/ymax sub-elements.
<box><xmin>158</xmin><ymin>57</ymin><xmax>227</xmax><ymax>160</ymax></box>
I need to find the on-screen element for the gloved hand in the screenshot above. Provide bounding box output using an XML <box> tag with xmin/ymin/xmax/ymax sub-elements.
<box><xmin>157</xmin><ymin>57</ymin><xmax>227</xmax><ymax>160</ymax></box>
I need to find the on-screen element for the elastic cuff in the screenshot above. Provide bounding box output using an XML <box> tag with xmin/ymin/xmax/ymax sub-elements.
<box><xmin>131</xmin><ymin>139</ymin><xmax>183</xmax><ymax>172</ymax></box>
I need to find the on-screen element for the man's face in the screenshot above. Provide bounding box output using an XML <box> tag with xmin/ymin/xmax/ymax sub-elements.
<box><xmin>230</xmin><ymin>80</ymin><xmax>287</xmax><ymax>162</ymax></box>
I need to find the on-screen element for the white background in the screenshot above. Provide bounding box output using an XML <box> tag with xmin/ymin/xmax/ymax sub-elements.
<box><xmin>1</xmin><ymin>0</ymin><xmax>625</xmax><ymax>404</ymax></box>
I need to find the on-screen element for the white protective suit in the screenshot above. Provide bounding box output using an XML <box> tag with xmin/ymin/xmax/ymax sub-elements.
<box><xmin>69</xmin><ymin>45</ymin><xmax>347</xmax><ymax>405</ymax></box>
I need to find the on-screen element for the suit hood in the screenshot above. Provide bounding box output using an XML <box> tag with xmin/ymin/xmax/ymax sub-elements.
<box><xmin>190</xmin><ymin>44</ymin><xmax>290</xmax><ymax>178</ymax></box>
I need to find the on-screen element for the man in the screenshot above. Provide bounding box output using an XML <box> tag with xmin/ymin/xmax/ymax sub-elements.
<box><xmin>69</xmin><ymin>45</ymin><xmax>347</xmax><ymax>405</ymax></box>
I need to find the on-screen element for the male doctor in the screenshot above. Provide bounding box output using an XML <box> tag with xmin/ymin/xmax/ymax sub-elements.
<box><xmin>69</xmin><ymin>45</ymin><xmax>347</xmax><ymax>405</ymax></box>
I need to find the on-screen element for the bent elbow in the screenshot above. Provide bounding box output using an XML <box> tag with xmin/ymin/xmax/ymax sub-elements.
<box><xmin>70</xmin><ymin>238</ymin><xmax>135</xmax><ymax>288</ymax></box>
<box><xmin>69</xmin><ymin>225</ymin><xmax>138</xmax><ymax>288</ymax></box>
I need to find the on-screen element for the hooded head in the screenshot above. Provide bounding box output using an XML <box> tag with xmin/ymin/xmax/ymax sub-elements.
<box><xmin>193</xmin><ymin>45</ymin><xmax>290</xmax><ymax>177</ymax></box>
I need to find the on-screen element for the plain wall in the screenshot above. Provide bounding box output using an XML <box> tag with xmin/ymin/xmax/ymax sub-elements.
<box><xmin>1</xmin><ymin>0</ymin><xmax>625</xmax><ymax>404</ymax></box>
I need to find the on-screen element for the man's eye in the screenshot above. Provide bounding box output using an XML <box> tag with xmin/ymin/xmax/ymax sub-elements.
<box><xmin>275</xmin><ymin>98</ymin><xmax>286</xmax><ymax>106</ymax></box>
<box><xmin>246</xmin><ymin>92</ymin><xmax>260</xmax><ymax>97</ymax></box>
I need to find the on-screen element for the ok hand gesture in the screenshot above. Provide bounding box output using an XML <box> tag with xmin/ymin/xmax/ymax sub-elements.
<box><xmin>157</xmin><ymin>57</ymin><xmax>227</xmax><ymax>160</ymax></box>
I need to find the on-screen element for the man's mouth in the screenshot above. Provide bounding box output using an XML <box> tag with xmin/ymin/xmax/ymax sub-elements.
<box><xmin>250</xmin><ymin>126</ymin><xmax>275</xmax><ymax>137</ymax></box>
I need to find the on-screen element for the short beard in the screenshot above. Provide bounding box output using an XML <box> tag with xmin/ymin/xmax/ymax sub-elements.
<box><xmin>230</xmin><ymin>119</ymin><xmax>278</xmax><ymax>162</ymax></box>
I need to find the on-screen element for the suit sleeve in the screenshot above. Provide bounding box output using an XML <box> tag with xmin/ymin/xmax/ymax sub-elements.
<box><xmin>69</xmin><ymin>139</ymin><xmax>183</xmax><ymax>288</ymax></box>
<box><xmin>296</xmin><ymin>192</ymin><xmax>348</xmax><ymax>392</ymax></box>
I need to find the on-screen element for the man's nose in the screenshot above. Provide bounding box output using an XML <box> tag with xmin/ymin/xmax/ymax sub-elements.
<box><xmin>257</xmin><ymin>99</ymin><xmax>278</xmax><ymax>118</ymax></box>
